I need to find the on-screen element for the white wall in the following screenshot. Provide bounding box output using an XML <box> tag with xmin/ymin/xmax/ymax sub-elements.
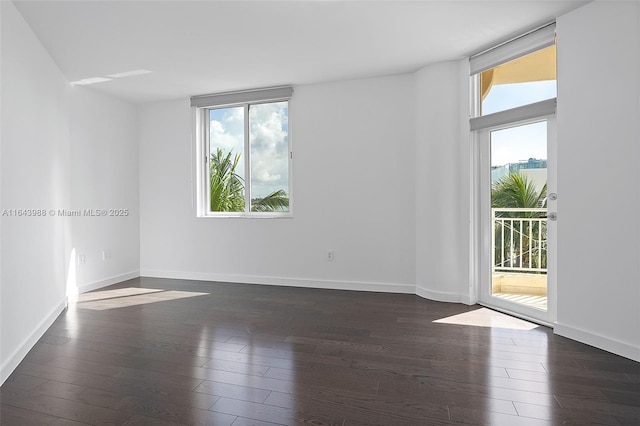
<box><xmin>415</xmin><ymin>61</ymin><xmax>471</xmax><ymax>303</ymax></box>
<box><xmin>69</xmin><ymin>87</ymin><xmax>140</xmax><ymax>294</ymax></box>
<box><xmin>556</xmin><ymin>1</ymin><xmax>640</xmax><ymax>361</ymax></box>
<box><xmin>0</xmin><ymin>2</ymin><xmax>141</xmax><ymax>383</ymax></box>
<box><xmin>1</xmin><ymin>0</ymin><xmax>71</xmax><ymax>383</ymax></box>
<box><xmin>139</xmin><ymin>75</ymin><xmax>416</xmax><ymax>293</ymax></box>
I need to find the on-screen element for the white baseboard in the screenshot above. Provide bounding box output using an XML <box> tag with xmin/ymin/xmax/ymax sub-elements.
<box><xmin>1</xmin><ymin>270</ymin><xmax>141</xmax><ymax>385</ymax></box>
<box><xmin>75</xmin><ymin>270</ymin><xmax>140</xmax><ymax>295</ymax></box>
<box><xmin>0</xmin><ymin>299</ymin><xmax>67</xmax><ymax>386</ymax></box>
<box><xmin>140</xmin><ymin>269</ymin><xmax>415</xmax><ymax>294</ymax></box>
<box><xmin>416</xmin><ymin>285</ymin><xmax>471</xmax><ymax>304</ymax></box>
<box><xmin>554</xmin><ymin>323</ymin><xmax>640</xmax><ymax>362</ymax></box>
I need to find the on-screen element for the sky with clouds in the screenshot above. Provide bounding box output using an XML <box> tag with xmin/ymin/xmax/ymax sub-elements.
<box><xmin>209</xmin><ymin>101</ymin><xmax>289</xmax><ymax>199</ymax></box>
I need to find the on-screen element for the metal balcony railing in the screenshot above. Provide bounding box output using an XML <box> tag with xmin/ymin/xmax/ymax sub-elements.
<box><xmin>492</xmin><ymin>208</ymin><xmax>547</xmax><ymax>274</ymax></box>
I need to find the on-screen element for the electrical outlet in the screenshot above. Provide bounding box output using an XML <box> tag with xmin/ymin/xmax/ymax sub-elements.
<box><xmin>77</xmin><ymin>255</ymin><xmax>86</xmax><ymax>265</ymax></box>
<box><xmin>327</xmin><ymin>250</ymin><xmax>334</xmax><ymax>261</ymax></box>
<box><xmin>102</xmin><ymin>250</ymin><xmax>111</xmax><ymax>261</ymax></box>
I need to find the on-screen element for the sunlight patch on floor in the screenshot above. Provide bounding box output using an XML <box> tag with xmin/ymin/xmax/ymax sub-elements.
<box><xmin>77</xmin><ymin>287</ymin><xmax>165</xmax><ymax>302</ymax></box>
<box><xmin>75</xmin><ymin>287</ymin><xmax>209</xmax><ymax>310</ymax></box>
<box><xmin>433</xmin><ymin>307</ymin><xmax>539</xmax><ymax>330</ymax></box>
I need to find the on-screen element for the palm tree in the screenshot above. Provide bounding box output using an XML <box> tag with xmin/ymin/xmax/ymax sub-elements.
<box><xmin>209</xmin><ymin>148</ymin><xmax>289</xmax><ymax>213</ymax></box>
<box><xmin>491</xmin><ymin>172</ymin><xmax>547</xmax><ymax>270</ymax></box>
<box><xmin>492</xmin><ymin>172</ymin><xmax>547</xmax><ymax>210</ymax></box>
<box><xmin>209</xmin><ymin>148</ymin><xmax>245</xmax><ymax>212</ymax></box>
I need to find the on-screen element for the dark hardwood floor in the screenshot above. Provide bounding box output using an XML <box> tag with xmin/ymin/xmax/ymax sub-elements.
<box><xmin>1</xmin><ymin>277</ymin><xmax>639</xmax><ymax>425</ymax></box>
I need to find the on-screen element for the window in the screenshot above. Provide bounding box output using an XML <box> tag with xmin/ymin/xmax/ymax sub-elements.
<box><xmin>470</xmin><ymin>23</ymin><xmax>557</xmax><ymax>125</ymax></box>
<box><xmin>192</xmin><ymin>87</ymin><xmax>292</xmax><ymax>217</ymax></box>
<box><xmin>480</xmin><ymin>44</ymin><xmax>556</xmax><ymax>115</ymax></box>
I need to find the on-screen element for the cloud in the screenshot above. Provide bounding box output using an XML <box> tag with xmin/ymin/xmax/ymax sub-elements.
<box><xmin>210</xmin><ymin>106</ymin><xmax>246</xmax><ymax>178</ymax></box>
<box><xmin>209</xmin><ymin>102</ymin><xmax>289</xmax><ymax>198</ymax></box>
<box><xmin>250</xmin><ymin>102</ymin><xmax>289</xmax><ymax>198</ymax></box>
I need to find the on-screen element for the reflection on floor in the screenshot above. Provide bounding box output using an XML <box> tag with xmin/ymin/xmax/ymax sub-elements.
<box><xmin>493</xmin><ymin>292</ymin><xmax>548</xmax><ymax>310</ymax></box>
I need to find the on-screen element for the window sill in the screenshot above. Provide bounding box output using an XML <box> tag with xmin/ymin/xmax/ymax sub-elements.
<box><xmin>197</xmin><ymin>213</ymin><xmax>293</xmax><ymax>219</ymax></box>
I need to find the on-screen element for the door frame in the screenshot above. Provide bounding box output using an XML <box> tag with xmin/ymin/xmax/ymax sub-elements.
<box><xmin>473</xmin><ymin>115</ymin><xmax>557</xmax><ymax>327</ymax></box>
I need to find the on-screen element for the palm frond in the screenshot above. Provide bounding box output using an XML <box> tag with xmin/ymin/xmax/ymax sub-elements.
<box><xmin>210</xmin><ymin>148</ymin><xmax>245</xmax><ymax>212</ymax></box>
<box><xmin>251</xmin><ymin>189</ymin><xmax>289</xmax><ymax>212</ymax></box>
<box><xmin>492</xmin><ymin>172</ymin><xmax>546</xmax><ymax>211</ymax></box>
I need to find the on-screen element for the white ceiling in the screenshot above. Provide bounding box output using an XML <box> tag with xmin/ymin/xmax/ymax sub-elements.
<box><xmin>13</xmin><ymin>0</ymin><xmax>588</xmax><ymax>104</ymax></box>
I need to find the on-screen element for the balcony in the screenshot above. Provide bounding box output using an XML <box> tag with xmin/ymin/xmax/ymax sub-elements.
<box><xmin>491</xmin><ymin>208</ymin><xmax>547</xmax><ymax>310</ymax></box>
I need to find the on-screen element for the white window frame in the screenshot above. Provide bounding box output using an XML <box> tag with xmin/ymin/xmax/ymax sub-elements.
<box><xmin>473</xmin><ymin>115</ymin><xmax>557</xmax><ymax>327</ymax></box>
<box><xmin>192</xmin><ymin>87</ymin><xmax>293</xmax><ymax>218</ymax></box>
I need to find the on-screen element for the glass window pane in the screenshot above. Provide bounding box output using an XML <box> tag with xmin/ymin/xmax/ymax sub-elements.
<box><xmin>209</xmin><ymin>107</ymin><xmax>245</xmax><ymax>212</ymax></box>
<box><xmin>481</xmin><ymin>45</ymin><xmax>556</xmax><ymax>115</ymax></box>
<box><xmin>249</xmin><ymin>102</ymin><xmax>289</xmax><ymax>212</ymax></box>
